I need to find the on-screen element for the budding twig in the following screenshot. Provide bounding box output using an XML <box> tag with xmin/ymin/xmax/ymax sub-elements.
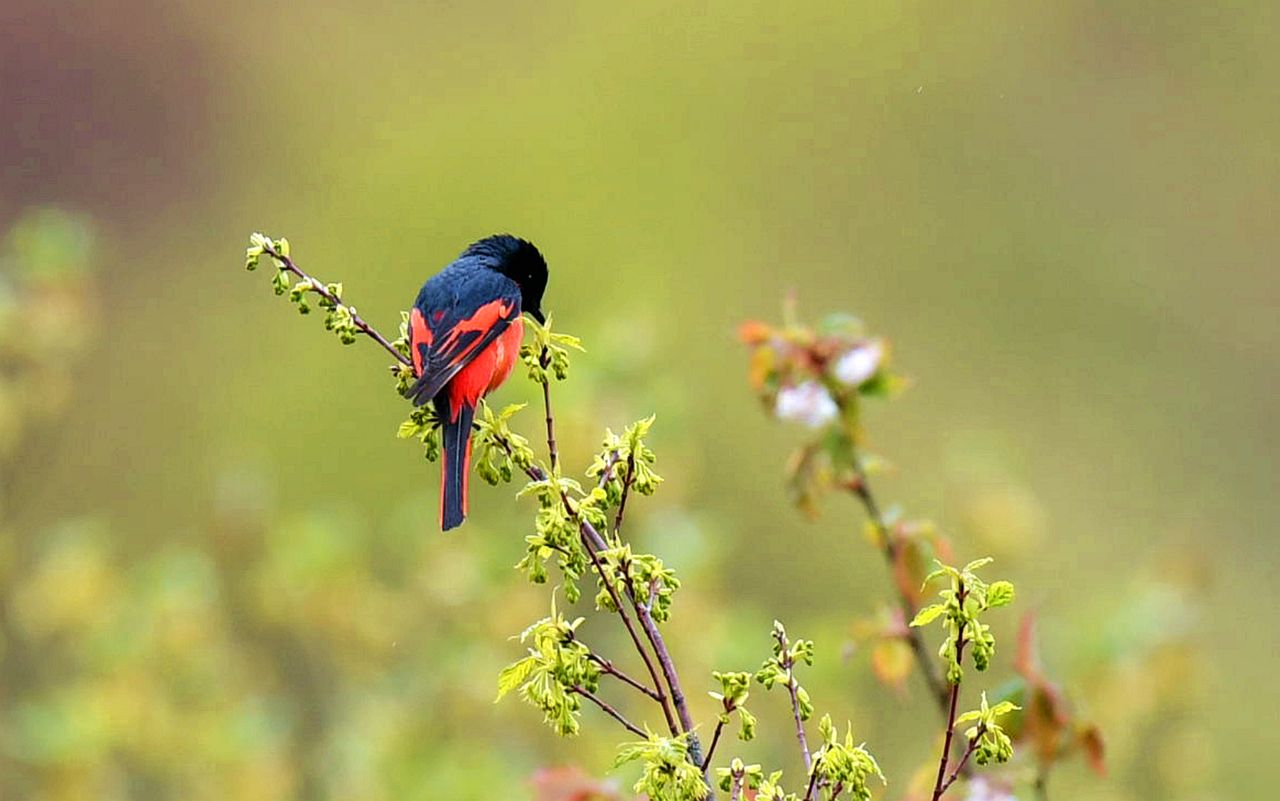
<box><xmin>773</xmin><ymin>625</ymin><xmax>812</xmax><ymax>774</ymax></box>
<box><xmin>254</xmin><ymin>268</ymin><xmax>712</xmax><ymax>792</ymax></box>
<box><xmin>538</xmin><ymin>349</ymin><xmax>559</xmax><ymax>473</ymax></box>
<box><xmin>514</xmin><ymin>450</ymin><xmax>680</xmax><ymax>738</ymax></box>
<box><xmin>938</xmin><ymin>724</ymin><xmax>984</xmax><ymax>796</ymax></box>
<box><xmin>259</xmin><ymin>240</ymin><xmax>412</xmax><ymax>368</ymax></box>
<box><xmin>528</xmin><ymin>379</ymin><xmax>708</xmax><ymax>787</ymax></box>
<box><xmin>613</xmin><ymin>450</ymin><xmax>637</xmax><ymax>538</ymax></box>
<box><xmin>728</xmin><ymin>772</ymin><xmax>744</xmax><ymax>801</ymax></box>
<box><xmin>929</xmin><ymin>582</ymin><xmax>970</xmax><ymax>801</ymax></box>
<box><xmin>583</xmin><ymin>638</ymin><xmax>664</xmax><ymax>703</ymax></box>
<box><xmin>633</xmin><ymin>577</ymin><xmax>704</xmax><ymax>773</ymax></box>
<box><xmin>699</xmin><ymin>697</ymin><xmax>733</xmax><ymax>771</ymax></box>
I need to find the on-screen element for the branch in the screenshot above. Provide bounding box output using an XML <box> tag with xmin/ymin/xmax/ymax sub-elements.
<box><xmin>537</xmin><ymin>352</ymin><xmax>559</xmax><ymax>473</ymax></box>
<box><xmin>938</xmin><ymin>726</ymin><xmax>983</xmax><ymax>796</ymax></box>
<box><xmin>773</xmin><ymin>626</ymin><xmax>812</xmax><ymax>774</ymax></box>
<box><xmin>728</xmin><ymin>772</ymin><xmax>744</xmax><ymax>801</ymax></box>
<box><xmin>571</xmin><ymin>686</ymin><xmax>647</xmax><ymax>738</ymax></box>
<box><xmin>580</xmin><ymin>449</ymin><xmax>706</xmax><ymax>777</ymax></box>
<box><xmin>788</xmin><ymin>677</ymin><xmax>812</xmax><ymax>775</ymax></box>
<box><xmin>633</xmin><ymin>577</ymin><xmax>705</xmax><ymax>774</ymax></box>
<box><xmin>596</xmin><ymin>450</ymin><xmax>622</xmax><ymax>491</ymax></box>
<box><xmin>259</xmin><ymin>240</ymin><xmax>412</xmax><ymax>368</ymax></box>
<box><xmin>578</xmin><ymin>517</ymin><xmax>680</xmax><ymax>736</ymax></box>
<box><xmin>804</xmin><ymin>768</ymin><xmax>820</xmax><ymax>801</ymax></box>
<box><xmin>501</xmin><ymin>422</ymin><xmax>681</xmax><ymax>738</ymax></box>
<box><xmin>507</xmin><ymin>361</ymin><xmax>709</xmax><ymax>791</ymax></box>
<box><xmin>706</xmin><ymin>716</ymin><xmax>727</xmax><ymax>772</ymax></box>
<box><xmin>587</xmin><ymin>651</ymin><xmax>664</xmax><ymax>703</ymax></box>
<box><xmin>929</xmin><ymin>584</ymin><xmax>970</xmax><ymax>801</ymax></box>
<box><xmin>613</xmin><ymin>450</ymin><xmax>636</xmax><ymax>538</ymax></box>
<box><xmin>701</xmin><ymin>696</ymin><xmax>732</xmax><ymax>772</ymax></box>
<box><xmin>848</xmin><ymin>466</ymin><xmax>949</xmax><ymax>714</ymax></box>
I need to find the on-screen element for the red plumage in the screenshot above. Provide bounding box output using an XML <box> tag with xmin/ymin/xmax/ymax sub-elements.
<box><xmin>405</xmin><ymin>236</ymin><xmax>547</xmax><ymax>530</ymax></box>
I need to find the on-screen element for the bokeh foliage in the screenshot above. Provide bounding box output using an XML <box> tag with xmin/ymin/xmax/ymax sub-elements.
<box><xmin>2</xmin><ymin>1</ymin><xmax>1274</xmax><ymax>799</ymax></box>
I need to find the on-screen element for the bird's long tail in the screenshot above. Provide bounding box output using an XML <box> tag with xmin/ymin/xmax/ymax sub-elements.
<box><xmin>437</xmin><ymin>399</ymin><xmax>475</xmax><ymax>531</ymax></box>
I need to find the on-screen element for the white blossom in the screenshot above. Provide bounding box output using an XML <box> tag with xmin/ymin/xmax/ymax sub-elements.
<box><xmin>775</xmin><ymin>381</ymin><xmax>838</xmax><ymax>429</ymax></box>
<box><xmin>832</xmin><ymin>339</ymin><xmax>884</xmax><ymax>387</ymax></box>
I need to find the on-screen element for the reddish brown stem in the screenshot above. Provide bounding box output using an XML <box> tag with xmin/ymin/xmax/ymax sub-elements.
<box><xmin>571</xmin><ymin>686</ymin><xmax>646</xmax><ymax>738</ymax></box>
<box><xmin>773</xmin><ymin>626</ymin><xmax>812</xmax><ymax>774</ymax></box>
<box><xmin>580</xmin><ymin>532</ymin><xmax>680</xmax><ymax>736</ymax></box>
<box><xmin>588</xmin><ymin>652</ymin><xmax>664</xmax><ymax>703</ymax></box>
<box><xmin>938</xmin><ymin>726</ymin><xmax>983</xmax><ymax>796</ymax></box>
<box><xmin>538</xmin><ymin>349</ymin><xmax>558</xmax><ymax>473</ymax></box>
<box><xmin>700</xmin><ymin>713</ymin><xmax>728</xmax><ymax>772</ymax></box>
<box><xmin>929</xmin><ymin>585</ymin><xmax>970</xmax><ymax>801</ymax></box>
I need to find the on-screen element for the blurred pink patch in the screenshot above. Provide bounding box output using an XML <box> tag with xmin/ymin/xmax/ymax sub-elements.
<box><xmin>530</xmin><ymin>765</ymin><xmax>632</xmax><ymax>801</ymax></box>
<box><xmin>775</xmin><ymin>381</ymin><xmax>838</xmax><ymax>428</ymax></box>
<box><xmin>964</xmin><ymin>776</ymin><xmax>1017</xmax><ymax>801</ymax></box>
<box><xmin>832</xmin><ymin>340</ymin><xmax>883</xmax><ymax>386</ymax></box>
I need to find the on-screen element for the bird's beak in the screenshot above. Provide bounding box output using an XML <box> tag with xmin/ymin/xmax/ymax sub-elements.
<box><xmin>530</xmin><ymin>309</ymin><xmax>546</xmax><ymax>324</ymax></box>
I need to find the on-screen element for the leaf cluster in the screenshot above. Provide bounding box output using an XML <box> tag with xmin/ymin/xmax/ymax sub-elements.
<box><xmin>521</xmin><ymin>315</ymin><xmax>584</xmax><ymax>384</ymax></box>
<box><xmin>395</xmin><ymin>404</ymin><xmax>441</xmax><ymax>462</ymax></box>
<box><xmin>715</xmin><ymin>759</ymin><xmax>776</xmax><ymax>797</ymax></box>
<box><xmin>588</xmin><ymin>416</ymin><xmax>663</xmax><ymax>503</ymax></box>
<box><xmin>594</xmin><ymin>545</ymin><xmax>680</xmax><ymax>622</ymax></box>
<box><xmin>614</xmin><ymin>733</ymin><xmax>709</xmax><ymax>801</ymax></box>
<box><xmin>246</xmin><ymin>233</ymin><xmax>361</xmax><ymax>343</ymax></box>
<box><xmin>709</xmin><ymin>671</ymin><xmax>757</xmax><ymax>742</ymax></box>
<box><xmin>495</xmin><ymin>602</ymin><xmax>602</xmax><ymax>736</ymax></box>
<box><xmin>514</xmin><ymin>474</ymin><xmax>596</xmax><ymax>601</ymax></box>
<box><xmin>810</xmin><ymin>715</ymin><xmax>886</xmax><ymax>801</ymax></box>
<box><xmin>955</xmin><ymin>692</ymin><xmax>1019</xmax><ymax>767</ymax></box>
<box><xmin>910</xmin><ymin>558</ymin><xmax>1015</xmax><ymax>683</ymax></box>
<box><xmin>755</xmin><ymin>620</ymin><xmax>814</xmax><ymax>720</ymax></box>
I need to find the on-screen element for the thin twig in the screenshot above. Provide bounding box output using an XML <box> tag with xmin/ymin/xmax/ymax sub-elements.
<box><xmin>804</xmin><ymin>768</ymin><xmax>820</xmax><ymax>801</ymax></box>
<box><xmin>773</xmin><ymin>626</ymin><xmax>812</xmax><ymax>774</ymax></box>
<box><xmin>614</xmin><ymin>450</ymin><xmax>636</xmax><ymax>537</ymax></box>
<box><xmin>701</xmin><ymin>716</ymin><xmax>732</xmax><ymax>772</ymax></box>
<box><xmin>505</xmin><ymin>441</ymin><xmax>679</xmax><ymax>736</ymax></box>
<box><xmin>247</xmin><ymin>258</ymin><xmax>708</xmax><ymax>791</ymax></box>
<box><xmin>571</xmin><ymin>686</ymin><xmax>647</xmax><ymax>738</ymax></box>
<box><xmin>538</xmin><ymin>349</ymin><xmax>559</xmax><ymax>473</ymax></box>
<box><xmin>634</xmin><ymin>578</ymin><xmax>706</xmax><ymax>778</ymax></box>
<box><xmin>929</xmin><ymin>584</ymin><xmax>970</xmax><ymax>801</ymax></box>
<box><xmin>938</xmin><ymin>727</ymin><xmax>983</xmax><ymax>796</ymax></box>
<box><xmin>590</xmin><ymin>443</ymin><xmax>706</xmax><ymax>774</ymax></box>
<box><xmin>788</xmin><ymin>677</ymin><xmax>812</xmax><ymax>774</ymax></box>
<box><xmin>548</xmin><ymin>458</ymin><xmax>703</xmax><ymax>770</ymax></box>
<box><xmin>260</xmin><ymin>242</ymin><xmax>412</xmax><ymax>368</ymax></box>
<box><xmin>588</xmin><ymin>652</ymin><xmax>665</xmax><ymax>703</ymax></box>
<box><xmin>597</xmin><ymin>450</ymin><xmax>622</xmax><ymax>491</ymax></box>
<box><xmin>507</xmin><ymin>374</ymin><xmax>709</xmax><ymax>791</ymax></box>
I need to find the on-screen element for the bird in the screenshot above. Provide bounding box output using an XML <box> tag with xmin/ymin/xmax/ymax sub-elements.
<box><xmin>404</xmin><ymin>234</ymin><xmax>548</xmax><ymax>530</ymax></box>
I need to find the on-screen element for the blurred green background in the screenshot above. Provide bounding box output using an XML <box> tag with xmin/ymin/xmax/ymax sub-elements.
<box><xmin>1</xmin><ymin>1</ymin><xmax>1276</xmax><ymax>799</ymax></box>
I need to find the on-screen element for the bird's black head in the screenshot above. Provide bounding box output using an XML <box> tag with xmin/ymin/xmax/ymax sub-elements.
<box><xmin>463</xmin><ymin>234</ymin><xmax>548</xmax><ymax>323</ymax></box>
